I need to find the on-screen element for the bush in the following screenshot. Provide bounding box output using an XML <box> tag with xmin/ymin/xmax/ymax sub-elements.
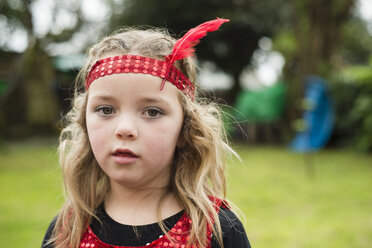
<box><xmin>329</xmin><ymin>64</ymin><xmax>372</xmax><ymax>152</ymax></box>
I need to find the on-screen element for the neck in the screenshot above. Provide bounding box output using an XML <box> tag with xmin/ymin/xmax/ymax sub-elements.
<box><xmin>104</xmin><ymin>181</ymin><xmax>183</xmax><ymax>226</ymax></box>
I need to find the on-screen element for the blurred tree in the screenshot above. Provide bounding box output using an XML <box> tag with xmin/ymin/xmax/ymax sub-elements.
<box><xmin>328</xmin><ymin>15</ymin><xmax>372</xmax><ymax>152</ymax></box>
<box><xmin>273</xmin><ymin>0</ymin><xmax>356</xmax><ymax>132</ymax></box>
<box><xmin>108</xmin><ymin>0</ymin><xmax>291</xmax><ymax>104</ymax></box>
<box><xmin>0</xmin><ymin>0</ymin><xmax>89</xmax><ymax>137</ymax></box>
<box><xmin>338</xmin><ymin>17</ymin><xmax>372</xmax><ymax>65</ymax></box>
<box><xmin>330</xmin><ymin>61</ymin><xmax>372</xmax><ymax>152</ymax></box>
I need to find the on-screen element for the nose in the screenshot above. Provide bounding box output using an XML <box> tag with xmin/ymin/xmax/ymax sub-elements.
<box><xmin>115</xmin><ymin>115</ymin><xmax>138</xmax><ymax>140</ymax></box>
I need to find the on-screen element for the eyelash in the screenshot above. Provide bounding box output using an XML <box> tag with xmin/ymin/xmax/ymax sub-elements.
<box><xmin>94</xmin><ymin>106</ymin><xmax>164</xmax><ymax>118</ymax></box>
<box><xmin>95</xmin><ymin>105</ymin><xmax>114</xmax><ymax>116</ymax></box>
<box><xmin>144</xmin><ymin>107</ymin><xmax>164</xmax><ymax>118</ymax></box>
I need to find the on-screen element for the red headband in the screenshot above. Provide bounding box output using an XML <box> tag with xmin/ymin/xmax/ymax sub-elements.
<box><xmin>85</xmin><ymin>55</ymin><xmax>195</xmax><ymax>98</ymax></box>
<box><xmin>85</xmin><ymin>18</ymin><xmax>230</xmax><ymax>99</ymax></box>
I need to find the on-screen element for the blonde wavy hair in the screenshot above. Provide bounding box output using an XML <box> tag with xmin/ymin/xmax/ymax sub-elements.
<box><xmin>49</xmin><ymin>27</ymin><xmax>237</xmax><ymax>248</ymax></box>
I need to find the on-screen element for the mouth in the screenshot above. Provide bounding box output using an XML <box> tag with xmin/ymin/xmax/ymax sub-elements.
<box><xmin>112</xmin><ymin>149</ymin><xmax>139</xmax><ymax>157</ymax></box>
<box><xmin>112</xmin><ymin>149</ymin><xmax>139</xmax><ymax>165</ymax></box>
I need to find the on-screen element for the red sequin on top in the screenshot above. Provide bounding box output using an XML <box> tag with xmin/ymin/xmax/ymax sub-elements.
<box><xmin>85</xmin><ymin>55</ymin><xmax>195</xmax><ymax>100</ymax></box>
<box><xmin>79</xmin><ymin>197</ymin><xmax>228</xmax><ymax>248</ymax></box>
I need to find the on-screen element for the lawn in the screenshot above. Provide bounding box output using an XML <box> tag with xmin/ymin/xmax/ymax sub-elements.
<box><xmin>0</xmin><ymin>141</ymin><xmax>371</xmax><ymax>248</ymax></box>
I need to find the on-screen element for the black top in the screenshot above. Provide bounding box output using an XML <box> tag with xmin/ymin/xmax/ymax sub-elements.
<box><xmin>42</xmin><ymin>206</ymin><xmax>251</xmax><ymax>248</ymax></box>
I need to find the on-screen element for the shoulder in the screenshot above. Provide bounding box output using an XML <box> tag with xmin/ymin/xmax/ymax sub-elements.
<box><xmin>218</xmin><ymin>207</ymin><xmax>241</xmax><ymax>233</ymax></box>
<box><xmin>41</xmin><ymin>216</ymin><xmax>57</xmax><ymax>248</ymax></box>
<box><xmin>218</xmin><ymin>207</ymin><xmax>246</xmax><ymax>239</ymax></box>
<box><xmin>212</xmin><ymin>207</ymin><xmax>251</xmax><ymax>248</ymax></box>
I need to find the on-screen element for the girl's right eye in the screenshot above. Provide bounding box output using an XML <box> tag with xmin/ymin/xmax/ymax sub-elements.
<box><xmin>95</xmin><ymin>106</ymin><xmax>115</xmax><ymax>116</ymax></box>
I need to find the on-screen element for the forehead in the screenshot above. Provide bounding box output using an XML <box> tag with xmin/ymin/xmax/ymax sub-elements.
<box><xmin>87</xmin><ymin>73</ymin><xmax>181</xmax><ymax>104</ymax></box>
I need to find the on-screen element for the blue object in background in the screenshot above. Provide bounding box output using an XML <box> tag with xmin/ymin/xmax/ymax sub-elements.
<box><xmin>290</xmin><ymin>76</ymin><xmax>335</xmax><ymax>152</ymax></box>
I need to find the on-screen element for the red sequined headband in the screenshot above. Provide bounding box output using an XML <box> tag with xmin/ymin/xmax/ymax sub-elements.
<box><xmin>85</xmin><ymin>18</ymin><xmax>230</xmax><ymax>99</ymax></box>
<box><xmin>85</xmin><ymin>55</ymin><xmax>195</xmax><ymax>98</ymax></box>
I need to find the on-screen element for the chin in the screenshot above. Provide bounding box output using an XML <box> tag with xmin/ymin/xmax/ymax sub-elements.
<box><xmin>111</xmin><ymin>176</ymin><xmax>144</xmax><ymax>188</ymax></box>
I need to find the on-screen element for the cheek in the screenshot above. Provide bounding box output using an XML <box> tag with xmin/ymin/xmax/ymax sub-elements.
<box><xmin>145</xmin><ymin>132</ymin><xmax>172</xmax><ymax>152</ymax></box>
<box><xmin>89</xmin><ymin>132</ymin><xmax>104</xmax><ymax>153</ymax></box>
<box><xmin>144</xmin><ymin>123</ymin><xmax>182</xmax><ymax>158</ymax></box>
<box><xmin>86</xmin><ymin>118</ymin><xmax>110</xmax><ymax>155</ymax></box>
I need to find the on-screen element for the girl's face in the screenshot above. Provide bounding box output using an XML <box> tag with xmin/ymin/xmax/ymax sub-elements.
<box><xmin>86</xmin><ymin>73</ymin><xmax>184</xmax><ymax>189</ymax></box>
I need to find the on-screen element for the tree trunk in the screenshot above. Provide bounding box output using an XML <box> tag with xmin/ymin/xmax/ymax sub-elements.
<box><xmin>282</xmin><ymin>0</ymin><xmax>355</xmax><ymax>139</ymax></box>
<box><xmin>225</xmin><ymin>71</ymin><xmax>242</xmax><ymax>106</ymax></box>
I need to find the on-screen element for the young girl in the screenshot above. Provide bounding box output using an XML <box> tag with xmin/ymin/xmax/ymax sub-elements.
<box><xmin>42</xmin><ymin>18</ymin><xmax>251</xmax><ymax>248</ymax></box>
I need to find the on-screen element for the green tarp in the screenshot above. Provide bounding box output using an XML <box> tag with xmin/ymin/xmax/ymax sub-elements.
<box><xmin>235</xmin><ymin>82</ymin><xmax>286</xmax><ymax>122</ymax></box>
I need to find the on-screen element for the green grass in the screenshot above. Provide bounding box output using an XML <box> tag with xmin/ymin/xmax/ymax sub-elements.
<box><xmin>0</xmin><ymin>142</ymin><xmax>64</xmax><ymax>248</ymax></box>
<box><xmin>0</xmin><ymin>142</ymin><xmax>371</xmax><ymax>247</ymax></box>
<box><xmin>228</xmin><ymin>146</ymin><xmax>372</xmax><ymax>248</ymax></box>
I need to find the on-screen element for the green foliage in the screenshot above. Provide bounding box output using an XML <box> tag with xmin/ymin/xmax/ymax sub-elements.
<box><xmin>1</xmin><ymin>143</ymin><xmax>372</xmax><ymax>247</ymax></box>
<box><xmin>330</xmin><ymin>63</ymin><xmax>372</xmax><ymax>152</ymax></box>
<box><xmin>339</xmin><ymin>17</ymin><xmax>372</xmax><ymax>64</ymax></box>
<box><xmin>272</xmin><ymin>30</ymin><xmax>297</xmax><ymax>59</ymax></box>
<box><xmin>0</xmin><ymin>80</ymin><xmax>7</xmax><ymax>96</ymax></box>
<box><xmin>326</xmin><ymin>16</ymin><xmax>372</xmax><ymax>152</ymax></box>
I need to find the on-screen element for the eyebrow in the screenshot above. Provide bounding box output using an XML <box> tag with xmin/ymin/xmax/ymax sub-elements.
<box><xmin>90</xmin><ymin>94</ymin><xmax>116</xmax><ymax>101</ymax></box>
<box><xmin>89</xmin><ymin>94</ymin><xmax>173</xmax><ymax>107</ymax></box>
<box><xmin>136</xmin><ymin>96</ymin><xmax>172</xmax><ymax>107</ymax></box>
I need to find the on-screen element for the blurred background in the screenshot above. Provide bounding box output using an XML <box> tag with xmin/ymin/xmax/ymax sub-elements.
<box><xmin>0</xmin><ymin>0</ymin><xmax>371</xmax><ymax>247</ymax></box>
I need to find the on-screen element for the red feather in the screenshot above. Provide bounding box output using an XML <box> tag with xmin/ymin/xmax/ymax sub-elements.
<box><xmin>166</xmin><ymin>18</ymin><xmax>230</xmax><ymax>64</ymax></box>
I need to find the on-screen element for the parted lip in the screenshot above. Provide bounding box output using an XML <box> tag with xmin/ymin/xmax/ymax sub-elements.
<box><xmin>112</xmin><ymin>148</ymin><xmax>139</xmax><ymax>157</ymax></box>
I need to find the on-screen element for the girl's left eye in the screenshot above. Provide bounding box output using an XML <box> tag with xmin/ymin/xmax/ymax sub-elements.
<box><xmin>144</xmin><ymin>108</ymin><xmax>163</xmax><ymax>117</ymax></box>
